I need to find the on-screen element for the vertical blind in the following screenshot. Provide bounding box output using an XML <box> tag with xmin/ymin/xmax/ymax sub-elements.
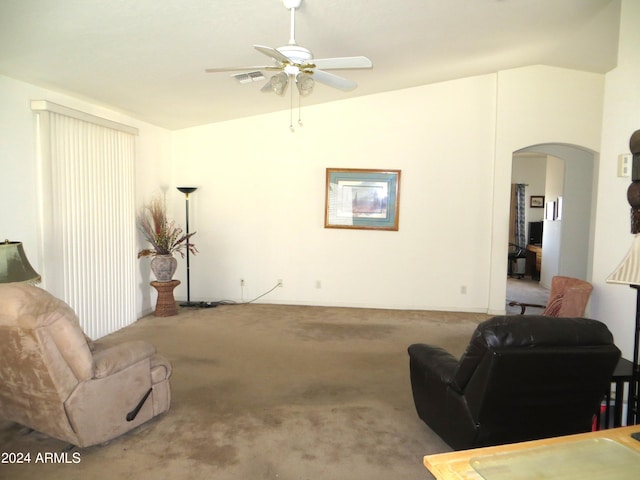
<box><xmin>32</xmin><ymin>101</ymin><xmax>139</xmax><ymax>339</ymax></box>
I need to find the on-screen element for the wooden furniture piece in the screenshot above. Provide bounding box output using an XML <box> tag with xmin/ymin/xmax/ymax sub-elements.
<box><xmin>424</xmin><ymin>425</ymin><xmax>640</xmax><ymax>480</ymax></box>
<box><xmin>603</xmin><ymin>358</ymin><xmax>636</xmax><ymax>428</ymax></box>
<box><xmin>525</xmin><ymin>244</ymin><xmax>542</xmax><ymax>279</ymax></box>
<box><xmin>151</xmin><ymin>280</ymin><xmax>180</xmax><ymax>317</ymax></box>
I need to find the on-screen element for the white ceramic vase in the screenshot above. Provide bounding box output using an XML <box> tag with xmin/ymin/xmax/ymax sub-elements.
<box><xmin>150</xmin><ymin>254</ymin><xmax>177</xmax><ymax>282</ymax></box>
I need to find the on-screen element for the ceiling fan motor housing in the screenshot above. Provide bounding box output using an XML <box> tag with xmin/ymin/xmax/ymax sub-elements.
<box><xmin>283</xmin><ymin>0</ymin><xmax>302</xmax><ymax>9</ymax></box>
<box><xmin>277</xmin><ymin>44</ymin><xmax>313</xmax><ymax>64</ymax></box>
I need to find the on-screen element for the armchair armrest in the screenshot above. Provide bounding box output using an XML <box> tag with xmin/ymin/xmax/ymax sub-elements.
<box><xmin>92</xmin><ymin>340</ymin><xmax>156</xmax><ymax>378</ymax></box>
<box><xmin>409</xmin><ymin>343</ymin><xmax>470</xmax><ymax>441</ymax></box>
<box><xmin>408</xmin><ymin>344</ymin><xmax>459</xmax><ymax>385</ymax></box>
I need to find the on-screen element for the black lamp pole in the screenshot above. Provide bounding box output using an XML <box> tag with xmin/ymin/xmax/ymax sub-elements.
<box><xmin>177</xmin><ymin>187</ymin><xmax>197</xmax><ymax>306</ymax></box>
<box><xmin>630</xmin><ymin>285</ymin><xmax>640</xmax><ymax>425</ymax></box>
<box><xmin>628</xmin><ymin>133</ymin><xmax>640</xmax><ymax>425</ymax></box>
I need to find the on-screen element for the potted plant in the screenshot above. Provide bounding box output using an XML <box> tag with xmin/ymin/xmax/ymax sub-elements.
<box><xmin>137</xmin><ymin>197</ymin><xmax>197</xmax><ymax>282</ymax></box>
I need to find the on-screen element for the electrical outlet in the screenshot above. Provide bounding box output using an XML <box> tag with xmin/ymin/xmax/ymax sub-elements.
<box><xmin>618</xmin><ymin>154</ymin><xmax>632</xmax><ymax>177</ymax></box>
<box><xmin>240</xmin><ymin>279</ymin><xmax>245</xmax><ymax>287</ymax></box>
<box><xmin>277</xmin><ymin>279</ymin><xmax>283</xmax><ymax>287</ymax></box>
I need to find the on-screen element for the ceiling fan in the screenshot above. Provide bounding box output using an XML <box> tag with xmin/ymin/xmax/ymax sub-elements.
<box><xmin>205</xmin><ymin>0</ymin><xmax>373</xmax><ymax>97</ymax></box>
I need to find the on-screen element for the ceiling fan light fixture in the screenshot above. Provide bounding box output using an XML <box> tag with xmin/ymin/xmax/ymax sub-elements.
<box><xmin>270</xmin><ymin>72</ymin><xmax>289</xmax><ymax>96</ymax></box>
<box><xmin>296</xmin><ymin>73</ymin><xmax>314</xmax><ymax>96</ymax></box>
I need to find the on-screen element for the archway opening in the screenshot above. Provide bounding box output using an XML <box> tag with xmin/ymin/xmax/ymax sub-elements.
<box><xmin>505</xmin><ymin>143</ymin><xmax>597</xmax><ymax>311</ymax></box>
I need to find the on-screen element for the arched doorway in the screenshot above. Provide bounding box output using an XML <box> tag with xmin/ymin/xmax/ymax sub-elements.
<box><xmin>507</xmin><ymin>143</ymin><xmax>596</xmax><ymax>301</ymax></box>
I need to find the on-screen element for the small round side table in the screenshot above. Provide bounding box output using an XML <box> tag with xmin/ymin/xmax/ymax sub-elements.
<box><xmin>150</xmin><ymin>280</ymin><xmax>181</xmax><ymax>317</ymax></box>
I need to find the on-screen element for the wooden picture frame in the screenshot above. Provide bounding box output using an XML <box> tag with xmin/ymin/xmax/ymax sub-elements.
<box><xmin>545</xmin><ymin>200</ymin><xmax>557</xmax><ymax>220</ymax></box>
<box><xmin>530</xmin><ymin>195</ymin><xmax>545</xmax><ymax>208</ymax></box>
<box><xmin>557</xmin><ymin>196</ymin><xmax>563</xmax><ymax>220</ymax></box>
<box><xmin>325</xmin><ymin>168</ymin><xmax>401</xmax><ymax>231</ymax></box>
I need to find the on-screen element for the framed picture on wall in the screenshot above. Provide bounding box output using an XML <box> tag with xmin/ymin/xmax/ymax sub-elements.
<box><xmin>557</xmin><ymin>196</ymin><xmax>563</xmax><ymax>220</ymax></box>
<box><xmin>530</xmin><ymin>195</ymin><xmax>545</xmax><ymax>208</ymax></box>
<box><xmin>545</xmin><ymin>200</ymin><xmax>557</xmax><ymax>220</ymax></box>
<box><xmin>325</xmin><ymin>168</ymin><xmax>401</xmax><ymax>230</ymax></box>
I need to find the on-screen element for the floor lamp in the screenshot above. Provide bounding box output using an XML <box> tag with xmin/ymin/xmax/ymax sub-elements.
<box><xmin>607</xmin><ymin>128</ymin><xmax>640</xmax><ymax>425</ymax></box>
<box><xmin>607</xmin><ymin>235</ymin><xmax>640</xmax><ymax>425</ymax></box>
<box><xmin>176</xmin><ymin>187</ymin><xmax>217</xmax><ymax>309</ymax></box>
<box><xmin>177</xmin><ymin>187</ymin><xmax>198</xmax><ymax>307</ymax></box>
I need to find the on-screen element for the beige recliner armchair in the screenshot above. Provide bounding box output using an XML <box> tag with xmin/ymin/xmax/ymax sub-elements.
<box><xmin>0</xmin><ymin>283</ymin><xmax>171</xmax><ymax>448</ymax></box>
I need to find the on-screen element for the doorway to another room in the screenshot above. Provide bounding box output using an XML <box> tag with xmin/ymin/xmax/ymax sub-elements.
<box><xmin>505</xmin><ymin>144</ymin><xmax>596</xmax><ymax>314</ymax></box>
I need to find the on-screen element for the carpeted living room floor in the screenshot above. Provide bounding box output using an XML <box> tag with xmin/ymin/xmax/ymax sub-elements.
<box><xmin>0</xmin><ymin>303</ymin><xmax>492</xmax><ymax>480</ymax></box>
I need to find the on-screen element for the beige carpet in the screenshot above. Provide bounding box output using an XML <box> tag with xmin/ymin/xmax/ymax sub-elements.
<box><xmin>0</xmin><ymin>304</ymin><xmax>490</xmax><ymax>479</ymax></box>
<box><xmin>505</xmin><ymin>277</ymin><xmax>550</xmax><ymax>315</ymax></box>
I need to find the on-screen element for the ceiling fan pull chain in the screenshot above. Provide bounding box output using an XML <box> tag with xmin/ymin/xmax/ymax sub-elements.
<box><xmin>289</xmin><ymin>80</ymin><xmax>295</xmax><ymax>132</ymax></box>
<box><xmin>298</xmin><ymin>93</ymin><xmax>303</xmax><ymax>127</ymax></box>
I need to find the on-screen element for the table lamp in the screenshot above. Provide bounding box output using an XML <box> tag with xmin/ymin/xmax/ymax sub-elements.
<box><xmin>0</xmin><ymin>240</ymin><xmax>41</xmax><ymax>284</ymax></box>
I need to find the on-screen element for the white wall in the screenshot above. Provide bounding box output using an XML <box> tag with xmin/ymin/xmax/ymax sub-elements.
<box><xmin>0</xmin><ymin>75</ymin><xmax>41</xmax><ymax>259</ymax></box>
<box><xmin>541</xmin><ymin>155</ymin><xmax>564</xmax><ymax>286</ymax></box>
<box><xmin>592</xmin><ymin>0</ymin><xmax>640</xmax><ymax>360</ymax></box>
<box><xmin>0</xmin><ymin>62</ymin><xmax>610</xmax><ymax>333</ymax></box>
<box><xmin>171</xmin><ymin>74</ymin><xmax>498</xmax><ymax>312</ymax></box>
<box><xmin>488</xmin><ymin>65</ymin><xmax>605</xmax><ymax>313</ymax></box>
<box><xmin>554</xmin><ymin>146</ymin><xmax>596</xmax><ymax>281</ymax></box>
<box><xmin>170</xmin><ymin>66</ymin><xmax>605</xmax><ymax>315</ymax></box>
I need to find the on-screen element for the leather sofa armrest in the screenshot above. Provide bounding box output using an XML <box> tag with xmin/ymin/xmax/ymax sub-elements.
<box><xmin>408</xmin><ymin>344</ymin><xmax>459</xmax><ymax>385</ymax></box>
<box><xmin>92</xmin><ymin>340</ymin><xmax>156</xmax><ymax>379</ymax></box>
<box><xmin>409</xmin><ymin>343</ymin><xmax>476</xmax><ymax>447</ymax></box>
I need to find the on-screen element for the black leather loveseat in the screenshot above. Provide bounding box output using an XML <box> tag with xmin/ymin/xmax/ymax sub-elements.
<box><xmin>408</xmin><ymin>315</ymin><xmax>620</xmax><ymax>450</ymax></box>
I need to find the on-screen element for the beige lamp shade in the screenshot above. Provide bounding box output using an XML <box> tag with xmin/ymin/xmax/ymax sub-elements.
<box><xmin>0</xmin><ymin>241</ymin><xmax>41</xmax><ymax>284</ymax></box>
<box><xmin>607</xmin><ymin>234</ymin><xmax>640</xmax><ymax>286</ymax></box>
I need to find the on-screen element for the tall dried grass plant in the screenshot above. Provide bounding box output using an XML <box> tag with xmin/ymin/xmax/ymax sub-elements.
<box><xmin>137</xmin><ymin>197</ymin><xmax>197</xmax><ymax>258</ymax></box>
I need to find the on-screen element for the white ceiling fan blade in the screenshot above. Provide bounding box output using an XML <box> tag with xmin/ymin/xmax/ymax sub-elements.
<box><xmin>254</xmin><ymin>45</ymin><xmax>292</xmax><ymax>65</ymax></box>
<box><xmin>311</xmin><ymin>69</ymin><xmax>357</xmax><ymax>91</ymax></box>
<box><xmin>311</xmin><ymin>56</ymin><xmax>372</xmax><ymax>70</ymax></box>
<box><xmin>205</xmin><ymin>65</ymin><xmax>281</xmax><ymax>73</ymax></box>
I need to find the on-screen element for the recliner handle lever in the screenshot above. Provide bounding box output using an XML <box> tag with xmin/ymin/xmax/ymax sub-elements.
<box><xmin>126</xmin><ymin>388</ymin><xmax>153</xmax><ymax>422</ymax></box>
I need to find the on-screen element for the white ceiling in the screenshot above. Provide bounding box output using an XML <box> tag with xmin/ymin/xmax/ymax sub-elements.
<box><xmin>0</xmin><ymin>0</ymin><xmax>620</xmax><ymax>130</ymax></box>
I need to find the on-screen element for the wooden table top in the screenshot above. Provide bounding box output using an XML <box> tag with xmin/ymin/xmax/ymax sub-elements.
<box><xmin>424</xmin><ymin>426</ymin><xmax>640</xmax><ymax>480</ymax></box>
